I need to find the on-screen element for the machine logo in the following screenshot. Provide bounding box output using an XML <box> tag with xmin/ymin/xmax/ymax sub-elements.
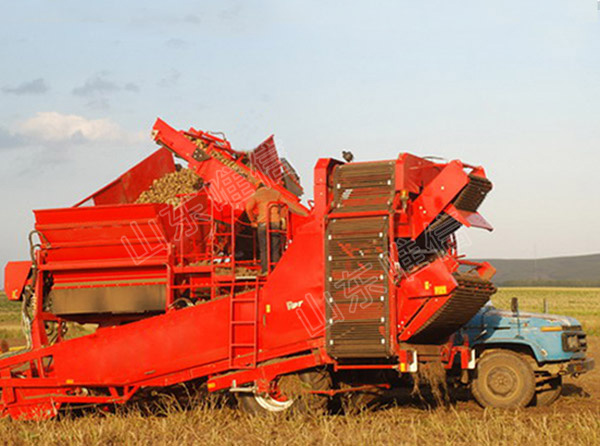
<box><xmin>286</xmin><ymin>300</ymin><xmax>304</xmax><ymax>311</ymax></box>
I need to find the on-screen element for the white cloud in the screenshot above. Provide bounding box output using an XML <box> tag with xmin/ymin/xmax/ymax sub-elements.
<box><xmin>17</xmin><ymin>112</ymin><xmax>144</xmax><ymax>144</ymax></box>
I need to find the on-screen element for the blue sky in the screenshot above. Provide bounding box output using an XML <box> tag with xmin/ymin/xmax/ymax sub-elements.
<box><xmin>0</xmin><ymin>0</ymin><xmax>599</xmax><ymax>278</ymax></box>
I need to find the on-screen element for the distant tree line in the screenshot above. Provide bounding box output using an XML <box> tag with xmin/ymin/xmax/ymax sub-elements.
<box><xmin>499</xmin><ymin>280</ymin><xmax>600</xmax><ymax>287</ymax></box>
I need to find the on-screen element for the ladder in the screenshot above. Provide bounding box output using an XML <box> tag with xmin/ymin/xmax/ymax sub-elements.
<box><xmin>228</xmin><ymin>277</ymin><xmax>260</xmax><ymax>369</ymax></box>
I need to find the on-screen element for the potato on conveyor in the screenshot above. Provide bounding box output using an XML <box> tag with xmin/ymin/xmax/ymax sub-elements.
<box><xmin>135</xmin><ymin>168</ymin><xmax>203</xmax><ymax>206</ymax></box>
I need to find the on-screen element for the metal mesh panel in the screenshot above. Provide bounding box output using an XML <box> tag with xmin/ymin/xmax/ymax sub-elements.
<box><xmin>453</xmin><ymin>174</ymin><xmax>492</xmax><ymax>213</ymax></box>
<box><xmin>408</xmin><ymin>273</ymin><xmax>496</xmax><ymax>344</ymax></box>
<box><xmin>325</xmin><ymin>216</ymin><xmax>391</xmax><ymax>358</ymax></box>
<box><xmin>332</xmin><ymin>161</ymin><xmax>396</xmax><ymax>213</ymax></box>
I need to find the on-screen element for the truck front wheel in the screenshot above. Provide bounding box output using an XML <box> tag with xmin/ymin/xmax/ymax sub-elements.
<box><xmin>472</xmin><ymin>350</ymin><xmax>535</xmax><ymax>409</ymax></box>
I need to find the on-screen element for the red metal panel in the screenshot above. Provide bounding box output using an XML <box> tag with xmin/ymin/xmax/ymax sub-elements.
<box><xmin>313</xmin><ymin>158</ymin><xmax>342</xmax><ymax>217</ymax></box>
<box><xmin>35</xmin><ymin>204</ymin><xmax>174</xmax><ymax>264</ymax></box>
<box><xmin>194</xmin><ymin>158</ymin><xmax>254</xmax><ymax>211</ymax></box>
<box><xmin>208</xmin><ymin>352</ymin><xmax>322</xmax><ymax>391</ymax></box>
<box><xmin>249</xmin><ymin>135</ymin><xmax>282</xmax><ymax>183</ymax></box>
<box><xmin>445</xmin><ymin>204</ymin><xmax>493</xmax><ymax>231</ymax></box>
<box><xmin>394</xmin><ymin>153</ymin><xmax>437</xmax><ymax>194</ymax></box>
<box><xmin>153</xmin><ymin>118</ymin><xmax>201</xmax><ymax>168</ymax></box>
<box><xmin>396</xmin><ymin>256</ymin><xmax>459</xmax><ymax>340</ymax></box>
<box><xmin>75</xmin><ymin>148</ymin><xmax>175</xmax><ymax>207</ymax></box>
<box><xmin>4</xmin><ymin>261</ymin><xmax>31</xmax><ymax>301</ymax></box>
<box><xmin>49</xmin><ymin>298</ymin><xmax>230</xmax><ymax>384</ymax></box>
<box><xmin>260</xmin><ymin>217</ymin><xmax>326</xmax><ymax>349</ymax></box>
<box><xmin>409</xmin><ymin>161</ymin><xmax>469</xmax><ymax>239</ymax></box>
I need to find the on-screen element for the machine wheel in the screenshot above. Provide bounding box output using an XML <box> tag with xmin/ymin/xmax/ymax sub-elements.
<box><xmin>533</xmin><ymin>376</ymin><xmax>562</xmax><ymax>407</ymax></box>
<box><xmin>236</xmin><ymin>368</ymin><xmax>332</xmax><ymax>415</ymax></box>
<box><xmin>472</xmin><ymin>350</ymin><xmax>535</xmax><ymax>409</ymax></box>
<box><xmin>237</xmin><ymin>388</ymin><xmax>295</xmax><ymax>414</ymax></box>
<box><xmin>341</xmin><ymin>390</ymin><xmax>381</xmax><ymax>414</ymax></box>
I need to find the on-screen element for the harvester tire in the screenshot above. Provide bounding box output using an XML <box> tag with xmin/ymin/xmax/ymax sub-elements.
<box><xmin>341</xmin><ymin>390</ymin><xmax>381</xmax><ymax>414</ymax></box>
<box><xmin>236</xmin><ymin>368</ymin><xmax>332</xmax><ymax>415</ymax></box>
<box><xmin>533</xmin><ymin>376</ymin><xmax>562</xmax><ymax>407</ymax></box>
<box><xmin>472</xmin><ymin>350</ymin><xmax>535</xmax><ymax>409</ymax></box>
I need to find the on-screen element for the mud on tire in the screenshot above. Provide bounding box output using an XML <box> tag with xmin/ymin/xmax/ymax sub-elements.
<box><xmin>472</xmin><ymin>350</ymin><xmax>535</xmax><ymax>409</ymax></box>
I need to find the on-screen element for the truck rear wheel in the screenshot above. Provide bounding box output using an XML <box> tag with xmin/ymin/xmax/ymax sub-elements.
<box><xmin>472</xmin><ymin>350</ymin><xmax>535</xmax><ymax>409</ymax></box>
<box><xmin>236</xmin><ymin>368</ymin><xmax>331</xmax><ymax>414</ymax></box>
<box><xmin>533</xmin><ymin>376</ymin><xmax>562</xmax><ymax>407</ymax></box>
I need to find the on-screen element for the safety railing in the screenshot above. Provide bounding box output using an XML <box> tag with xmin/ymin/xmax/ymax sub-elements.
<box><xmin>265</xmin><ymin>202</ymin><xmax>291</xmax><ymax>274</ymax></box>
<box><xmin>167</xmin><ymin>188</ymin><xmax>264</xmax><ymax>306</ymax></box>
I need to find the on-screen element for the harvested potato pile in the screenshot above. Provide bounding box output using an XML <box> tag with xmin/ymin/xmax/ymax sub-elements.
<box><xmin>188</xmin><ymin>261</ymin><xmax>258</xmax><ymax>277</ymax></box>
<box><xmin>136</xmin><ymin>168</ymin><xmax>203</xmax><ymax>206</ymax></box>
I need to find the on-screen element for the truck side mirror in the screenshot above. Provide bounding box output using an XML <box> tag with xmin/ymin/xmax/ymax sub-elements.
<box><xmin>511</xmin><ymin>297</ymin><xmax>519</xmax><ymax>315</ymax></box>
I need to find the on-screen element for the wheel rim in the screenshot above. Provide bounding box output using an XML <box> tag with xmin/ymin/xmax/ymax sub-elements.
<box><xmin>487</xmin><ymin>366</ymin><xmax>519</xmax><ymax>397</ymax></box>
<box><xmin>253</xmin><ymin>392</ymin><xmax>295</xmax><ymax>412</ymax></box>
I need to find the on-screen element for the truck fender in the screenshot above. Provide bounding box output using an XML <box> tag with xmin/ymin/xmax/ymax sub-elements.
<box><xmin>474</xmin><ymin>342</ymin><xmax>540</xmax><ymax>367</ymax></box>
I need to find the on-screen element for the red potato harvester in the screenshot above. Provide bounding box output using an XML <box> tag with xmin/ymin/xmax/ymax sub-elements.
<box><xmin>2</xmin><ymin>118</ymin><xmax>495</xmax><ymax>419</ymax></box>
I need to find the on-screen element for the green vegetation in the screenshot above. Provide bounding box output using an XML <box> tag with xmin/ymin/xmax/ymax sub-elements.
<box><xmin>0</xmin><ymin>292</ymin><xmax>22</xmax><ymax>341</ymax></box>
<box><xmin>493</xmin><ymin>287</ymin><xmax>600</xmax><ymax>335</ymax></box>
<box><xmin>0</xmin><ymin>292</ymin><xmax>21</xmax><ymax>313</ymax></box>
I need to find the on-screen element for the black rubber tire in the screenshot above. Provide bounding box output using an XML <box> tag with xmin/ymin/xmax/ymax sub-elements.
<box><xmin>237</xmin><ymin>368</ymin><xmax>332</xmax><ymax>415</ymax></box>
<box><xmin>533</xmin><ymin>376</ymin><xmax>562</xmax><ymax>407</ymax></box>
<box><xmin>342</xmin><ymin>390</ymin><xmax>381</xmax><ymax>414</ymax></box>
<box><xmin>472</xmin><ymin>350</ymin><xmax>535</xmax><ymax>409</ymax></box>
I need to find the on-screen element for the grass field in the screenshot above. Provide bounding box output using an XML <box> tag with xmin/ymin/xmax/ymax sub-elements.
<box><xmin>0</xmin><ymin>288</ymin><xmax>598</xmax><ymax>446</ymax></box>
<box><xmin>494</xmin><ymin>287</ymin><xmax>600</xmax><ymax>335</ymax></box>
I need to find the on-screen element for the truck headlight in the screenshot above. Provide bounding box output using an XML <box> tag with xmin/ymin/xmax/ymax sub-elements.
<box><xmin>562</xmin><ymin>333</ymin><xmax>580</xmax><ymax>352</ymax></box>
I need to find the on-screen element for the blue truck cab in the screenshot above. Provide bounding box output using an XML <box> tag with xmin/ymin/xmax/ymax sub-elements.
<box><xmin>456</xmin><ymin>300</ymin><xmax>595</xmax><ymax>408</ymax></box>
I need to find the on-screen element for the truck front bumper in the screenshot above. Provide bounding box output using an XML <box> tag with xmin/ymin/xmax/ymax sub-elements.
<box><xmin>565</xmin><ymin>357</ymin><xmax>595</xmax><ymax>375</ymax></box>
